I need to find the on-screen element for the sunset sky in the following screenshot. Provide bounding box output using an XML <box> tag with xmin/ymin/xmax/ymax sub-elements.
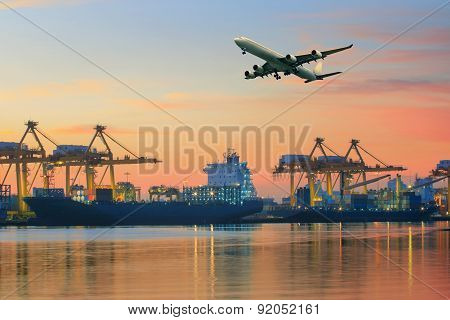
<box><xmin>0</xmin><ymin>0</ymin><xmax>449</xmax><ymax>199</ymax></box>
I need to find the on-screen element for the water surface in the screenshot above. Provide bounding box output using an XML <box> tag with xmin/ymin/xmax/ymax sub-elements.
<box><xmin>0</xmin><ymin>222</ymin><xmax>448</xmax><ymax>299</ymax></box>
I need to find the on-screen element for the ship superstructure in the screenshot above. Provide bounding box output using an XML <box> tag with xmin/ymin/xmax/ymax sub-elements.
<box><xmin>203</xmin><ymin>149</ymin><xmax>257</xmax><ymax>199</ymax></box>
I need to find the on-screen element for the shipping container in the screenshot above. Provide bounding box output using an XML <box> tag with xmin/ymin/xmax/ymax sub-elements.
<box><xmin>437</xmin><ymin>160</ymin><xmax>450</xmax><ymax>170</ymax></box>
<box><xmin>401</xmin><ymin>192</ymin><xmax>422</xmax><ymax>210</ymax></box>
<box><xmin>280</xmin><ymin>154</ymin><xmax>310</xmax><ymax>165</ymax></box>
<box><xmin>0</xmin><ymin>142</ymin><xmax>28</xmax><ymax>151</ymax></box>
<box><xmin>351</xmin><ymin>194</ymin><xmax>368</xmax><ymax>210</ymax></box>
<box><xmin>317</xmin><ymin>155</ymin><xmax>345</xmax><ymax>163</ymax></box>
<box><xmin>296</xmin><ymin>187</ymin><xmax>310</xmax><ymax>206</ymax></box>
<box><xmin>32</xmin><ymin>188</ymin><xmax>65</xmax><ymax>198</ymax></box>
<box><xmin>96</xmin><ymin>188</ymin><xmax>113</xmax><ymax>202</ymax></box>
<box><xmin>53</xmin><ymin>145</ymin><xmax>89</xmax><ymax>156</ymax></box>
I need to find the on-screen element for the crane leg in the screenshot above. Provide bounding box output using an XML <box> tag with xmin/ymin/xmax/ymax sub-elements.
<box><xmin>86</xmin><ymin>166</ymin><xmax>95</xmax><ymax>201</ymax></box>
<box><xmin>21</xmin><ymin>163</ymin><xmax>28</xmax><ymax>197</ymax></box>
<box><xmin>362</xmin><ymin>172</ymin><xmax>368</xmax><ymax>194</ymax></box>
<box><xmin>16</xmin><ymin>162</ymin><xmax>24</xmax><ymax>213</ymax></box>
<box><xmin>326</xmin><ymin>172</ymin><xmax>332</xmax><ymax>196</ymax></box>
<box><xmin>43</xmin><ymin>164</ymin><xmax>49</xmax><ymax>189</ymax></box>
<box><xmin>290</xmin><ymin>171</ymin><xmax>296</xmax><ymax>207</ymax></box>
<box><xmin>66</xmin><ymin>165</ymin><xmax>71</xmax><ymax>197</ymax></box>
<box><xmin>308</xmin><ymin>174</ymin><xmax>315</xmax><ymax>207</ymax></box>
<box><xmin>109</xmin><ymin>164</ymin><xmax>116</xmax><ymax>201</ymax></box>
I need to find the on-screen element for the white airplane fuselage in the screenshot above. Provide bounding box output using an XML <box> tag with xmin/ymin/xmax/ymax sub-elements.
<box><xmin>234</xmin><ymin>36</ymin><xmax>317</xmax><ymax>81</ymax></box>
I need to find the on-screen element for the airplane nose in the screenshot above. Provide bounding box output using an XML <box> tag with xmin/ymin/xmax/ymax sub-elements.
<box><xmin>234</xmin><ymin>37</ymin><xmax>241</xmax><ymax>45</ymax></box>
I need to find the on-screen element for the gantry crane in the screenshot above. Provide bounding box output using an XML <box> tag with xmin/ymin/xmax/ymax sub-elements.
<box><xmin>0</xmin><ymin>121</ymin><xmax>160</xmax><ymax>213</ymax></box>
<box><xmin>0</xmin><ymin>121</ymin><xmax>55</xmax><ymax>212</ymax></box>
<box><xmin>273</xmin><ymin>137</ymin><xmax>406</xmax><ymax>207</ymax></box>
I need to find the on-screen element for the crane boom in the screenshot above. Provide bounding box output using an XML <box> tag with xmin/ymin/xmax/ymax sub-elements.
<box><xmin>404</xmin><ymin>176</ymin><xmax>447</xmax><ymax>192</ymax></box>
<box><xmin>344</xmin><ymin>174</ymin><xmax>391</xmax><ymax>191</ymax></box>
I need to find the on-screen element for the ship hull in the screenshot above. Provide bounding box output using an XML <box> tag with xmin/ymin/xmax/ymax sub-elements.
<box><xmin>24</xmin><ymin>197</ymin><xmax>263</xmax><ymax>226</ymax></box>
<box><xmin>272</xmin><ymin>207</ymin><xmax>434</xmax><ymax>223</ymax></box>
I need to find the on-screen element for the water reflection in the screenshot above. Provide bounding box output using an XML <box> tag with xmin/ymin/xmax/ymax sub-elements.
<box><xmin>0</xmin><ymin>222</ymin><xmax>448</xmax><ymax>299</ymax></box>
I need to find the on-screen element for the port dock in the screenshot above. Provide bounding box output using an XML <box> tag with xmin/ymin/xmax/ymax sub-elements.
<box><xmin>272</xmin><ymin>137</ymin><xmax>449</xmax><ymax>215</ymax></box>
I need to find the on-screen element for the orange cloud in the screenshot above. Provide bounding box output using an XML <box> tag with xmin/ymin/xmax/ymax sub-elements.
<box><xmin>0</xmin><ymin>129</ymin><xmax>16</xmax><ymax>135</ymax></box>
<box><xmin>341</xmin><ymin>25</ymin><xmax>450</xmax><ymax>46</ymax></box>
<box><xmin>0</xmin><ymin>79</ymin><xmax>109</xmax><ymax>102</ymax></box>
<box><xmin>325</xmin><ymin>79</ymin><xmax>450</xmax><ymax>95</ymax></box>
<box><xmin>371</xmin><ymin>49</ymin><xmax>450</xmax><ymax>63</ymax></box>
<box><xmin>117</xmin><ymin>91</ymin><xmax>292</xmax><ymax>111</ymax></box>
<box><xmin>1</xmin><ymin>0</ymin><xmax>91</xmax><ymax>9</ymax></box>
<box><xmin>51</xmin><ymin>125</ymin><xmax>136</xmax><ymax>136</ymax></box>
<box><xmin>344</xmin><ymin>104</ymin><xmax>449</xmax><ymax>144</ymax></box>
<box><xmin>164</xmin><ymin>92</ymin><xmax>192</xmax><ymax>100</ymax></box>
<box><xmin>117</xmin><ymin>98</ymin><xmax>185</xmax><ymax>110</ymax></box>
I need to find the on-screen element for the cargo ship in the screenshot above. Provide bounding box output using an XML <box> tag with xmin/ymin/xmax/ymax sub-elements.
<box><xmin>248</xmin><ymin>205</ymin><xmax>435</xmax><ymax>223</ymax></box>
<box><xmin>24</xmin><ymin>197</ymin><xmax>263</xmax><ymax>226</ymax></box>
<box><xmin>19</xmin><ymin>149</ymin><xmax>264</xmax><ymax>226</ymax></box>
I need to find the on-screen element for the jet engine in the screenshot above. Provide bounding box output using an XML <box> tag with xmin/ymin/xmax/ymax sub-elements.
<box><xmin>244</xmin><ymin>70</ymin><xmax>256</xmax><ymax>79</ymax></box>
<box><xmin>253</xmin><ymin>64</ymin><xmax>264</xmax><ymax>73</ymax></box>
<box><xmin>311</xmin><ymin>50</ymin><xmax>323</xmax><ymax>59</ymax></box>
<box><xmin>285</xmin><ymin>54</ymin><xmax>297</xmax><ymax>63</ymax></box>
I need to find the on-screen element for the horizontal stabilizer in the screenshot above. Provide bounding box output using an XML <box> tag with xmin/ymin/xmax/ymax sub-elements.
<box><xmin>317</xmin><ymin>71</ymin><xmax>341</xmax><ymax>79</ymax></box>
<box><xmin>305</xmin><ymin>71</ymin><xmax>342</xmax><ymax>83</ymax></box>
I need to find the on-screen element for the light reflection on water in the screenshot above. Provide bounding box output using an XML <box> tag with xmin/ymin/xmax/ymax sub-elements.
<box><xmin>0</xmin><ymin>222</ymin><xmax>448</xmax><ymax>299</ymax></box>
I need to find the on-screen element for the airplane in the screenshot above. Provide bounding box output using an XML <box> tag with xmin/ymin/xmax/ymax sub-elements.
<box><xmin>234</xmin><ymin>36</ymin><xmax>353</xmax><ymax>83</ymax></box>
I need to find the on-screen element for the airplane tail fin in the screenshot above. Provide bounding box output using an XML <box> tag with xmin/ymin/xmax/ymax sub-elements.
<box><xmin>313</xmin><ymin>61</ymin><xmax>323</xmax><ymax>76</ymax></box>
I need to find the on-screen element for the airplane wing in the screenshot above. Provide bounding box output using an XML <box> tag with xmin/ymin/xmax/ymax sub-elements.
<box><xmin>279</xmin><ymin>44</ymin><xmax>353</xmax><ymax>66</ymax></box>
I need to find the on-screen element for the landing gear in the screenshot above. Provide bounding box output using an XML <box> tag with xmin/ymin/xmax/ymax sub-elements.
<box><xmin>274</xmin><ymin>72</ymin><xmax>281</xmax><ymax>80</ymax></box>
<box><xmin>242</xmin><ymin>50</ymin><xmax>246</xmax><ymax>55</ymax></box>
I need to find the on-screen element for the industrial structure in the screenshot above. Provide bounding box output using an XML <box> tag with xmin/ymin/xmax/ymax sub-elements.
<box><xmin>431</xmin><ymin>160</ymin><xmax>450</xmax><ymax>213</ymax></box>
<box><xmin>0</xmin><ymin>121</ymin><xmax>159</xmax><ymax>213</ymax></box>
<box><xmin>274</xmin><ymin>137</ymin><xmax>407</xmax><ymax>208</ymax></box>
